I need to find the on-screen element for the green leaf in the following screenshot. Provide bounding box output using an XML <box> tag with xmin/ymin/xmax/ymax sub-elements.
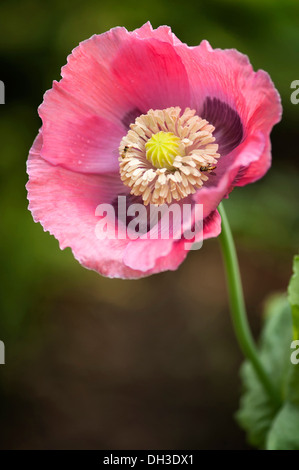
<box><xmin>237</xmin><ymin>254</ymin><xmax>299</xmax><ymax>449</ymax></box>
<box><xmin>236</xmin><ymin>295</ymin><xmax>292</xmax><ymax>448</ymax></box>
<box><xmin>266</xmin><ymin>403</ymin><xmax>299</xmax><ymax>450</ymax></box>
<box><xmin>288</xmin><ymin>255</ymin><xmax>299</xmax><ymax>340</ymax></box>
<box><xmin>265</xmin><ymin>346</ymin><xmax>299</xmax><ymax>449</ymax></box>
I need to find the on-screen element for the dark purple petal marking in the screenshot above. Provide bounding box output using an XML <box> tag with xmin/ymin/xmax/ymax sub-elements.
<box><xmin>201</xmin><ymin>97</ymin><xmax>243</xmax><ymax>156</ymax></box>
<box><xmin>112</xmin><ymin>193</ymin><xmax>151</xmax><ymax>233</ymax></box>
<box><xmin>121</xmin><ymin>108</ymin><xmax>142</xmax><ymax>130</ymax></box>
<box><xmin>112</xmin><ymin>193</ymin><xmax>195</xmax><ymax>237</ymax></box>
<box><xmin>231</xmin><ymin>166</ymin><xmax>247</xmax><ymax>185</ymax></box>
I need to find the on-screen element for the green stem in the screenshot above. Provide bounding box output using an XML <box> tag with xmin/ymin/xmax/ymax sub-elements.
<box><xmin>218</xmin><ymin>202</ymin><xmax>281</xmax><ymax>407</ymax></box>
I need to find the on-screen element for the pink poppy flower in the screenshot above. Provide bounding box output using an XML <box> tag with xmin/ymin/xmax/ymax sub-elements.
<box><xmin>27</xmin><ymin>22</ymin><xmax>281</xmax><ymax>279</ymax></box>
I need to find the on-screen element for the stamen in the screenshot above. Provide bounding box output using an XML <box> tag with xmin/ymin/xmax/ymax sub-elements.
<box><xmin>119</xmin><ymin>107</ymin><xmax>220</xmax><ymax>206</ymax></box>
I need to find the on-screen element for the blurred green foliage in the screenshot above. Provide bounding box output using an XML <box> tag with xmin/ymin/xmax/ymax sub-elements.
<box><xmin>0</xmin><ymin>0</ymin><xmax>298</xmax><ymax>355</ymax></box>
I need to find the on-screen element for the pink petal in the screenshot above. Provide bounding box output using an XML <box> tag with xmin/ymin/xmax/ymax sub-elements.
<box><xmin>175</xmin><ymin>40</ymin><xmax>281</xmax><ymax>133</ymax></box>
<box><xmin>39</xmin><ymin>87</ymin><xmax>124</xmax><ymax>173</ymax></box>
<box><xmin>193</xmin><ymin>131</ymin><xmax>266</xmax><ymax>218</ymax></box>
<box><xmin>133</xmin><ymin>22</ymin><xmax>183</xmax><ymax>46</ymax></box>
<box><xmin>230</xmin><ymin>135</ymin><xmax>271</xmax><ymax>187</ymax></box>
<box><xmin>27</xmin><ymin>133</ymin><xmax>142</xmax><ymax>279</ymax></box>
<box><xmin>56</xmin><ymin>28</ymin><xmax>137</xmax><ymax>124</ymax></box>
<box><xmin>123</xmin><ymin>206</ymin><xmax>222</xmax><ymax>272</ymax></box>
<box><xmin>203</xmin><ymin>209</ymin><xmax>222</xmax><ymax>240</ymax></box>
<box><xmin>123</xmin><ymin>238</ymin><xmax>187</xmax><ymax>273</ymax></box>
<box><xmin>27</xmin><ymin>134</ymin><xmax>193</xmax><ymax>278</ymax></box>
<box><xmin>111</xmin><ymin>36</ymin><xmax>190</xmax><ymax>112</ymax></box>
<box><xmin>38</xmin><ymin>26</ymin><xmax>191</xmax><ymax>174</ymax></box>
<box><xmin>38</xmin><ymin>28</ymin><xmax>138</xmax><ymax>174</ymax></box>
<box><xmin>172</xmin><ymin>39</ymin><xmax>281</xmax><ymax>199</ymax></box>
<box><xmin>201</xmin><ymin>130</ymin><xmax>266</xmax><ymax>192</ymax></box>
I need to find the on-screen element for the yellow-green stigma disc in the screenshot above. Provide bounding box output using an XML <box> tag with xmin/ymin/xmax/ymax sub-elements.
<box><xmin>145</xmin><ymin>131</ymin><xmax>181</xmax><ymax>170</ymax></box>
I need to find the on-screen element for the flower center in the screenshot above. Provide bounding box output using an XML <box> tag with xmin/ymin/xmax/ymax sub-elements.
<box><xmin>145</xmin><ymin>131</ymin><xmax>181</xmax><ymax>170</ymax></box>
<box><xmin>119</xmin><ymin>107</ymin><xmax>220</xmax><ymax>206</ymax></box>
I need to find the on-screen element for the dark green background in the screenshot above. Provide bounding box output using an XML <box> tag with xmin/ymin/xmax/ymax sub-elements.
<box><xmin>0</xmin><ymin>0</ymin><xmax>298</xmax><ymax>449</ymax></box>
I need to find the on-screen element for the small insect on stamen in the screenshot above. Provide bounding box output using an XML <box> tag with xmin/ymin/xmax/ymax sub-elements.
<box><xmin>200</xmin><ymin>164</ymin><xmax>217</xmax><ymax>172</ymax></box>
<box><xmin>121</xmin><ymin>146</ymin><xmax>129</xmax><ymax>159</ymax></box>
